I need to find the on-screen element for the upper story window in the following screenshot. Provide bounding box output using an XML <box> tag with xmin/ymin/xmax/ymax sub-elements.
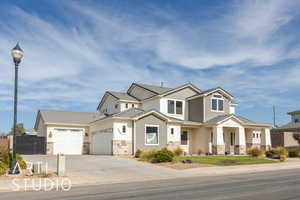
<box><xmin>168</xmin><ymin>100</ymin><xmax>183</xmax><ymax>115</ymax></box>
<box><xmin>115</xmin><ymin>104</ymin><xmax>118</xmax><ymax>109</ymax></box>
<box><xmin>211</xmin><ymin>94</ymin><xmax>224</xmax><ymax>112</ymax></box>
<box><xmin>125</xmin><ymin>103</ymin><xmax>128</xmax><ymax>109</ymax></box>
<box><xmin>132</xmin><ymin>104</ymin><xmax>135</xmax><ymax>108</ymax></box>
<box><xmin>295</xmin><ymin>118</ymin><xmax>299</xmax><ymax>123</ymax></box>
<box><xmin>122</xmin><ymin>125</ymin><xmax>126</xmax><ymax>133</ymax></box>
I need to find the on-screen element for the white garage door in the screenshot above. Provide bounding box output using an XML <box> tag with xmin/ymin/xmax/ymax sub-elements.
<box><xmin>92</xmin><ymin>132</ymin><xmax>112</xmax><ymax>155</ymax></box>
<box><xmin>52</xmin><ymin>129</ymin><xmax>84</xmax><ymax>155</ymax></box>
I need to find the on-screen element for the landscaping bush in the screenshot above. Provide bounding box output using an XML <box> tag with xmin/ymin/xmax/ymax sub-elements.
<box><xmin>266</xmin><ymin>147</ymin><xmax>287</xmax><ymax>161</ymax></box>
<box><xmin>0</xmin><ymin>161</ymin><xmax>8</xmax><ymax>175</ymax></box>
<box><xmin>140</xmin><ymin>149</ymin><xmax>158</xmax><ymax>162</ymax></box>
<box><xmin>152</xmin><ymin>148</ymin><xmax>174</xmax><ymax>163</ymax></box>
<box><xmin>135</xmin><ymin>149</ymin><xmax>143</xmax><ymax>158</ymax></box>
<box><xmin>247</xmin><ymin>147</ymin><xmax>264</xmax><ymax>157</ymax></box>
<box><xmin>173</xmin><ymin>147</ymin><xmax>183</xmax><ymax>156</ymax></box>
<box><xmin>0</xmin><ymin>148</ymin><xmax>26</xmax><ymax>170</ymax></box>
<box><xmin>288</xmin><ymin>149</ymin><xmax>300</xmax><ymax>158</ymax></box>
<box><xmin>197</xmin><ymin>149</ymin><xmax>203</xmax><ymax>155</ymax></box>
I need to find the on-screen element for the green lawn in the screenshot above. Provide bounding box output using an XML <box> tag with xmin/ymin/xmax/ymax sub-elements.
<box><xmin>173</xmin><ymin>156</ymin><xmax>277</xmax><ymax>166</ymax></box>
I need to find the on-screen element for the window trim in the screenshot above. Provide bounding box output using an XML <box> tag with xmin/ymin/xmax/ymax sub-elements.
<box><xmin>145</xmin><ymin>124</ymin><xmax>159</xmax><ymax>146</ymax></box>
<box><xmin>211</xmin><ymin>93</ymin><xmax>224</xmax><ymax>112</ymax></box>
<box><xmin>167</xmin><ymin>99</ymin><xmax>184</xmax><ymax>115</ymax></box>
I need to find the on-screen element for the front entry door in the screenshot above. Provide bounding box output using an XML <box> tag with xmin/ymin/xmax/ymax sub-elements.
<box><xmin>180</xmin><ymin>131</ymin><xmax>189</xmax><ymax>154</ymax></box>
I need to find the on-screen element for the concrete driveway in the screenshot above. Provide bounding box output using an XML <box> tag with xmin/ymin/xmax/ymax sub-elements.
<box><xmin>23</xmin><ymin>155</ymin><xmax>178</xmax><ymax>185</ymax></box>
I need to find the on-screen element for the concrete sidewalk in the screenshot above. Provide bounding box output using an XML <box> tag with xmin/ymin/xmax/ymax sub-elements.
<box><xmin>1</xmin><ymin>159</ymin><xmax>300</xmax><ymax>192</ymax></box>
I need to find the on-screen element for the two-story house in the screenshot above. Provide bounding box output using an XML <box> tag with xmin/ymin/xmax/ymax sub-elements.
<box><xmin>35</xmin><ymin>82</ymin><xmax>272</xmax><ymax>155</ymax></box>
<box><xmin>90</xmin><ymin>83</ymin><xmax>271</xmax><ymax>155</ymax></box>
<box><xmin>271</xmin><ymin>109</ymin><xmax>300</xmax><ymax>149</ymax></box>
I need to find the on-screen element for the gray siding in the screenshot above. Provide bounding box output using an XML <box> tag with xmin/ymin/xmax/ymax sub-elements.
<box><xmin>164</xmin><ymin>87</ymin><xmax>198</xmax><ymax>100</ymax></box>
<box><xmin>135</xmin><ymin>114</ymin><xmax>167</xmax><ymax>151</ymax></box>
<box><xmin>188</xmin><ymin>97</ymin><xmax>204</xmax><ymax>122</ymax></box>
<box><xmin>204</xmin><ymin>93</ymin><xmax>230</xmax><ymax>122</ymax></box>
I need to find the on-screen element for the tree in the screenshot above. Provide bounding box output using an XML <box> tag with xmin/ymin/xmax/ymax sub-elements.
<box><xmin>9</xmin><ymin>123</ymin><xmax>25</xmax><ymax>136</ymax></box>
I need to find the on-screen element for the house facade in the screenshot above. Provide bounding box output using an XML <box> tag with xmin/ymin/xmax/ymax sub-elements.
<box><xmin>35</xmin><ymin>83</ymin><xmax>272</xmax><ymax>155</ymax></box>
<box><xmin>271</xmin><ymin>109</ymin><xmax>300</xmax><ymax>149</ymax></box>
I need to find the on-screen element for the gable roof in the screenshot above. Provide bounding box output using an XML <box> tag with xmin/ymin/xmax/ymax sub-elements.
<box><xmin>129</xmin><ymin>83</ymin><xmax>173</xmax><ymax>95</ymax></box>
<box><xmin>187</xmin><ymin>87</ymin><xmax>234</xmax><ymax>100</ymax></box>
<box><xmin>288</xmin><ymin>109</ymin><xmax>300</xmax><ymax>115</ymax></box>
<box><xmin>272</xmin><ymin>122</ymin><xmax>300</xmax><ymax>132</ymax></box>
<box><xmin>205</xmin><ymin>114</ymin><xmax>271</xmax><ymax>127</ymax></box>
<box><xmin>97</xmin><ymin>91</ymin><xmax>139</xmax><ymax>110</ymax></box>
<box><xmin>35</xmin><ymin>110</ymin><xmax>100</xmax><ymax>128</ymax></box>
<box><xmin>91</xmin><ymin>108</ymin><xmax>182</xmax><ymax>123</ymax></box>
<box><xmin>128</xmin><ymin>82</ymin><xmax>202</xmax><ymax>101</ymax></box>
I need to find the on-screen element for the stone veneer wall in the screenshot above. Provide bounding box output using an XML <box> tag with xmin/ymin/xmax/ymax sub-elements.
<box><xmin>234</xmin><ymin>145</ymin><xmax>246</xmax><ymax>155</ymax></box>
<box><xmin>212</xmin><ymin>145</ymin><xmax>225</xmax><ymax>155</ymax></box>
<box><xmin>112</xmin><ymin>140</ymin><xmax>132</xmax><ymax>155</ymax></box>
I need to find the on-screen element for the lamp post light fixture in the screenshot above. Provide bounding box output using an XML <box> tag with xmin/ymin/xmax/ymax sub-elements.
<box><xmin>9</xmin><ymin>43</ymin><xmax>24</xmax><ymax>174</ymax></box>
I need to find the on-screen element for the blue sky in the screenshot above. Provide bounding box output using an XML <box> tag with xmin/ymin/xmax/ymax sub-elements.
<box><xmin>0</xmin><ymin>0</ymin><xmax>300</xmax><ymax>133</ymax></box>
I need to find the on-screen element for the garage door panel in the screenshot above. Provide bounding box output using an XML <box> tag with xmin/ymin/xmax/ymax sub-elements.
<box><xmin>52</xmin><ymin>130</ymin><xmax>84</xmax><ymax>155</ymax></box>
<box><xmin>92</xmin><ymin>132</ymin><xmax>112</xmax><ymax>155</ymax></box>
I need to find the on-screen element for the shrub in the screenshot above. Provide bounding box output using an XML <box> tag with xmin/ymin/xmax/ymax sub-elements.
<box><xmin>0</xmin><ymin>148</ymin><xmax>26</xmax><ymax>170</ymax></box>
<box><xmin>140</xmin><ymin>149</ymin><xmax>158</xmax><ymax>162</ymax></box>
<box><xmin>247</xmin><ymin>147</ymin><xmax>264</xmax><ymax>157</ymax></box>
<box><xmin>152</xmin><ymin>148</ymin><xmax>174</xmax><ymax>163</ymax></box>
<box><xmin>197</xmin><ymin>149</ymin><xmax>203</xmax><ymax>155</ymax></box>
<box><xmin>288</xmin><ymin>149</ymin><xmax>300</xmax><ymax>158</ymax></box>
<box><xmin>280</xmin><ymin>155</ymin><xmax>286</xmax><ymax>162</ymax></box>
<box><xmin>0</xmin><ymin>161</ymin><xmax>8</xmax><ymax>175</ymax></box>
<box><xmin>135</xmin><ymin>149</ymin><xmax>143</xmax><ymax>158</ymax></box>
<box><xmin>173</xmin><ymin>147</ymin><xmax>183</xmax><ymax>156</ymax></box>
<box><xmin>266</xmin><ymin>147</ymin><xmax>287</xmax><ymax>161</ymax></box>
<box><xmin>17</xmin><ymin>154</ymin><xmax>27</xmax><ymax>169</ymax></box>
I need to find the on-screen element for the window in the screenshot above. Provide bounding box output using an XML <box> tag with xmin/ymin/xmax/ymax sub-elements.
<box><xmin>230</xmin><ymin>132</ymin><xmax>235</xmax><ymax>146</ymax></box>
<box><xmin>176</xmin><ymin>101</ymin><xmax>183</xmax><ymax>114</ymax></box>
<box><xmin>168</xmin><ymin>100</ymin><xmax>183</xmax><ymax>115</ymax></box>
<box><xmin>211</xmin><ymin>94</ymin><xmax>224</xmax><ymax>111</ymax></box>
<box><xmin>168</xmin><ymin>100</ymin><xmax>175</xmax><ymax>114</ymax></box>
<box><xmin>171</xmin><ymin>128</ymin><xmax>174</xmax><ymax>135</ymax></box>
<box><xmin>211</xmin><ymin>132</ymin><xmax>213</xmax><ymax>143</ymax></box>
<box><xmin>145</xmin><ymin>126</ymin><xmax>159</xmax><ymax>145</ymax></box>
<box><xmin>181</xmin><ymin>131</ymin><xmax>188</xmax><ymax>145</ymax></box>
<box><xmin>295</xmin><ymin>119</ymin><xmax>299</xmax><ymax>123</ymax></box>
<box><xmin>115</xmin><ymin>104</ymin><xmax>118</xmax><ymax>109</ymax></box>
<box><xmin>122</xmin><ymin>125</ymin><xmax>126</xmax><ymax>133</ymax></box>
<box><xmin>253</xmin><ymin>133</ymin><xmax>256</xmax><ymax>138</ymax></box>
<box><xmin>125</xmin><ymin>103</ymin><xmax>128</xmax><ymax>109</ymax></box>
<box><xmin>132</xmin><ymin>104</ymin><xmax>135</xmax><ymax>108</ymax></box>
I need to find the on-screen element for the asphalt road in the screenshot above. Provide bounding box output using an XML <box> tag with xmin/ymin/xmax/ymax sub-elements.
<box><xmin>2</xmin><ymin>168</ymin><xmax>300</xmax><ymax>200</ymax></box>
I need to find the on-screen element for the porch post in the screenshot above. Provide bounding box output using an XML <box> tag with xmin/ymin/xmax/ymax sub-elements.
<box><xmin>212</xmin><ymin>126</ymin><xmax>225</xmax><ymax>155</ymax></box>
<box><xmin>261</xmin><ymin>128</ymin><xmax>271</xmax><ymax>151</ymax></box>
<box><xmin>235</xmin><ymin>127</ymin><xmax>246</xmax><ymax>155</ymax></box>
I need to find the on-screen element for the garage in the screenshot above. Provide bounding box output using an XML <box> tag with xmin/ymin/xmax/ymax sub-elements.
<box><xmin>52</xmin><ymin>129</ymin><xmax>84</xmax><ymax>155</ymax></box>
<box><xmin>92</xmin><ymin>132</ymin><xmax>113</xmax><ymax>155</ymax></box>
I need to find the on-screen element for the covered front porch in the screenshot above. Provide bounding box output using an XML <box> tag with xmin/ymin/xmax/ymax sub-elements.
<box><xmin>179</xmin><ymin>116</ymin><xmax>272</xmax><ymax>155</ymax></box>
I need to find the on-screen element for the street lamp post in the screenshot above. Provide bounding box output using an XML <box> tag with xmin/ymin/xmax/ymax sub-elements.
<box><xmin>9</xmin><ymin>43</ymin><xmax>24</xmax><ymax>175</ymax></box>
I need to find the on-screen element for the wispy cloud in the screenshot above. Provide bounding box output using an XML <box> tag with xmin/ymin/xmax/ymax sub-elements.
<box><xmin>0</xmin><ymin>0</ymin><xmax>299</xmax><ymax>130</ymax></box>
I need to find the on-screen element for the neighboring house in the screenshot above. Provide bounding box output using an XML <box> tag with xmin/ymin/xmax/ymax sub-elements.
<box><xmin>35</xmin><ymin>82</ymin><xmax>272</xmax><ymax>155</ymax></box>
<box><xmin>271</xmin><ymin>110</ymin><xmax>300</xmax><ymax>149</ymax></box>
